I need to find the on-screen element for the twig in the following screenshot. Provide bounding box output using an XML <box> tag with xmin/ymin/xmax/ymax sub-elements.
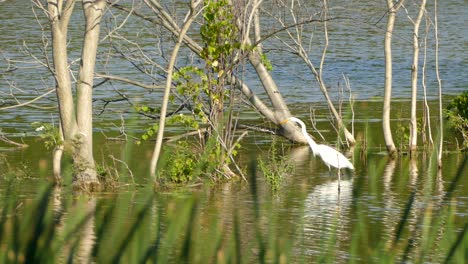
<box><xmin>0</xmin><ymin>89</ymin><xmax>54</xmax><ymax>111</ymax></box>
<box><xmin>109</xmin><ymin>155</ymin><xmax>135</xmax><ymax>184</ymax></box>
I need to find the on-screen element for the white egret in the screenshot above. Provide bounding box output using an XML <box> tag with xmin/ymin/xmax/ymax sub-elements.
<box><xmin>281</xmin><ymin>117</ymin><xmax>354</xmax><ymax>190</ymax></box>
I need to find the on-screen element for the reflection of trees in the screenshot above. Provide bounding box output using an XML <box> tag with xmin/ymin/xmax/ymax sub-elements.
<box><xmin>379</xmin><ymin>155</ymin><xmax>465</xmax><ymax>261</ymax></box>
<box><xmin>74</xmin><ymin>199</ymin><xmax>96</xmax><ymax>263</ymax></box>
<box><xmin>380</xmin><ymin>158</ymin><xmax>397</xmax><ymax>248</ymax></box>
<box><xmin>53</xmin><ymin>187</ymin><xmax>96</xmax><ymax>263</ymax></box>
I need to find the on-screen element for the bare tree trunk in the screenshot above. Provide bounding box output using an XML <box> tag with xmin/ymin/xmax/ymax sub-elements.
<box><xmin>434</xmin><ymin>0</ymin><xmax>443</xmax><ymax>168</ymax></box>
<box><xmin>421</xmin><ymin>16</ymin><xmax>434</xmax><ymax>147</ymax></box>
<box><xmin>248</xmin><ymin>4</ymin><xmax>306</xmax><ymax>143</ymax></box>
<box><xmin>48</xmin><ymin>0</ymin><xmax>78</xmax><ymax>140</ymax></box>
<box><xmin>277</xmin><ymin>0</ymin><xmax>355</xmax><ymax>145</ymax></box>
<box><xmin>150</xmin><ymin>1</ymin><xmax>201</xmax><ymax>179</ymax></box>
<box><xmin>313</xmin><ymin>1</ymin><xmax>355</xmax><ymax>145</ymax></box>
<box><xmin>47</xmin><ymin>0</ymin><xmax>78</xmax><ymax>185</ymax></box>
<box><xmin>382</xmin><ymin>0</ymin><xmax>404</xmax><ymax>156</ymax></box>
<box><xmin>408</xmin><ymin>0</ymin><xmax>426</xmax><ymax>156</ymax></box>
<box><xmin>248</xmin><ymin>50</ymin><xmax>306</xmax><ymax>143</ymax></box>
<box><xmin>46</xmin><ymin>0</ymin><xmax>105</xmax><ymax>190</ymax></box>
<box><xmin>73</xmin><ymin>0</ymin><xmax>107</xmax><ymax>190</ymax></box>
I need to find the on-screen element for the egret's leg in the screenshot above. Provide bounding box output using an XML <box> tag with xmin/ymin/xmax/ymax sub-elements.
<box><xmin>337</xmin><ymin>169</ymin><xmax>341</xmax><ymax>193</ymax></box>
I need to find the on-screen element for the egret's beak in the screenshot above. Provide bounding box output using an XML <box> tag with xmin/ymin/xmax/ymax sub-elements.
<box><xmin>279</xmin><ymin>119</ymin><xmax>289</xmax><ymax>125</ymax></box>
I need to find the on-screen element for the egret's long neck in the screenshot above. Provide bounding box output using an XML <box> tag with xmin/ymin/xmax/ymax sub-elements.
<box><xmin>298</xmin><ymin>122</ymin><xmax>318</xmax><ymax>154</ymax></box>
<box><xmin>304</xmin><ymin>129</ymin><xmax>318</xmax><ymax>147</ymax></box>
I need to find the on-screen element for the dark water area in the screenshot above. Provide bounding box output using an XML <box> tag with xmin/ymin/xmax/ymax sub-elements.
<box><xmin>0</xmin><ymin>0</ymin><xmax>467</xmax><ymax>262</ymax></box>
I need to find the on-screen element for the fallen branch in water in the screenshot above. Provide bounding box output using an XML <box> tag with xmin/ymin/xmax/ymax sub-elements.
<box><xmin>0</xmin><ymin>133</ymin><xmax>28</xmax><ymax>148</ymax></box>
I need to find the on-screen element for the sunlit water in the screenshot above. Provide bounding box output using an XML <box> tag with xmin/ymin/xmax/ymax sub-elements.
<box><xmin>0</xmin><ymin>0</ymin><xmax>467</xmax><ymax>262</ymax></box>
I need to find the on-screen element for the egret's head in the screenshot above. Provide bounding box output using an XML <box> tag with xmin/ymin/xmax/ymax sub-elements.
<box><xmin>280</xmin><ymin>116</ymin><xmax>298</xmax><ymax>124</ymax></box>
<box><xmin>279</xmin><ymin>118</ymin><xmax>290</xmax><ymax>125</ymax></box>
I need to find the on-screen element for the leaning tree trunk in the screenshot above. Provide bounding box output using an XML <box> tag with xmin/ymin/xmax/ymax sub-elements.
<box><xmin>247</xmin><ymin>5</ymin><xmax>306</xmax><ymax>143</ymax></box>
<box><xmin>382</xmin><ymin>0</ymin><xmax>404</xmax><ymax>156</ymax></box>
<box><xmin>248</xmin><ymin>50</ymin><xmax>307</xmax><ymax>143</ymax></box>
<box><xmin>140</xmin><ymin>0</ymin><xmax>307</xmax><ymax>143</ymax></box>
<box><xmin>409</xmin><ymin>0</ymin><xmax>426</xmax><ymax>156</ymax></box>
<box><xmin>150</xmin><ymin>2</ymin><xmax>200</xmax><ymax>178</ymax></box>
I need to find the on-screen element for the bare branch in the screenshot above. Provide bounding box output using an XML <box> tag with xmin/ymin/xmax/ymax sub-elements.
<box><xmin>0</xmin><ymin>89</ymin><xmax>55</xmax><ymax>111</ymax></box>
<box><xmin>95</xmin><ymin>73</ymin><xmax>164</xmax><ymax>89</ymax></box>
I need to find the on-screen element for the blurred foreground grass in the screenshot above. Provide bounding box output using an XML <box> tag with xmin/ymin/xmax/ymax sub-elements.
<box><xmin>0</xmin><ymin>157</ymin><xmax>466</xmax><ymax>263</ymax></box>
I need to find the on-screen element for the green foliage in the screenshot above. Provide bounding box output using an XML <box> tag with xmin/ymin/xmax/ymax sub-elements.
<box><xmin>172</xmin><ymin>66</ymin><xmax>208</xmax><ymax>123</ymax></box>
<box><xmin>0</xmin><ymin>156</ymin><xmax>33</xmax><ymax>181</ymax></box>
<box><xmin>200</xmin><ymin>0</ymin><xmax>240</xmax><ymax>68</ymax></box>
<box><xmin>395</xmin><ymin>122</ymin><xmax>409</xmax><ymax>151</ymax></box>
<box><xmin>260</xmin><ymin>53</ymin><xmax>273</xmax><ymax>71</ymax></box>
<box><xmin>160</xmin><ymin>135</ymin><xmax>240</xmax><ymax>184</ymax></box>
<box><xmin>163</xmin><ymin>141</ymin><xmax>197</xmax><ymax>183</ymax></box>
<box><xmin>258</xmin><ymin>138</ymin><xmax>293</xmax><ymax>191</ymax></box>
<box><xmin>446</xmin><ymin>91</ymin><xmax>468</xmax><ymax>120</ymax></box>
<box><xmin>137</xmin><ymin>0</ymin><xmax>245</xmax><ymax>182</ymax></box>
<box><xmin>395</xmin><ymin>118</ymin><xmax>422</xmax><ymax>151</ymax></box>
<box><xmin>198</xmin><ymin>133</ymin><xmax>239</xmax><ymax>176</ymax></box>
<box><xmin>445</xmin><ymin>91</ymin><xmax>468</xmax><ymax>149</ymax></box>
<box><xmin>31</xmin><ymin>122</ymin><xmax>62</xmax><ymax>150</ymax></box>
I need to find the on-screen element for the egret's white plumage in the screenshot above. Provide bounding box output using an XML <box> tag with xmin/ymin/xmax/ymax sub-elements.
<box><xmin>283</xmin><ymin>117</ymin><xmax>354</xmax><ymax>170</ymax></box>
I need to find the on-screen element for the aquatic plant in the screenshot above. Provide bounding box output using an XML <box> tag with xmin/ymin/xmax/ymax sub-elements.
<box><xmin>31</xmin><ymin>122</ymin><xmax>62</xmax><ymax>150</ymax></box>
<box><xmin>258</xmin><ymin>138</ymin><xmax>293</xmax><ymax>191</ymax></box>
<box><xmin>445</xmin><ymin>91</ymin><xmax>468</xmax><ymax>149</ymax></box>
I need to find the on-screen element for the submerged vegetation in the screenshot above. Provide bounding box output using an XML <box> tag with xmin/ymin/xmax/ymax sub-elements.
<box><xmin>258</xmin><ymin>138</ymin><xmax>294</xmax><ymax>191</ymax></box>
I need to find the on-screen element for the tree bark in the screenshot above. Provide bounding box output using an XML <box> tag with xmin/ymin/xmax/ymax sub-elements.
<box><xmin>434</xmin><ymin>0</ymin><xmax>443</xmax><ymax>168</ymax></box>
<box><xmin>48</xmin><ymin>0</ymin><xmax>78</xmax><ymax>140</ymax></box>
<box><xmin>248</xmin><ymin>7</ymin><xmax>306</xmax><ymax>143</ymax></box>
<box><xmin>409</xmin><ymin>0</ymin><xmax>426</xmax><ymax>156</ymax></box>
<box><xmin>383</xmin><ymin>0</ymin><xmax>404</xmax><ymax>156</ymax></box>
<box><xmin>73</xmin><ymin>0</ymin><xmax>107</xmax><ymax>190</ymax></box>
<box><xmin>47</xmin><ymin>0</ymin><xmax>105</xmax><ymax>190</ymax></box>
<box><xmin>248</xmin><ymin>50</ymin><xmax>307</xmax><ymax>143</ymax></box>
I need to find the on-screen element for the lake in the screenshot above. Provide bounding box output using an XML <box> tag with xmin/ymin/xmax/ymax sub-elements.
<box><xmin>0</xmin><ymin>0</ymin><xmax>466</xmax><ymax>262</ymax></box>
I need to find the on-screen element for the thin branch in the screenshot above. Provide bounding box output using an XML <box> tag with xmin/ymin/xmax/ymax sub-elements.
<box><xmin>0</xmin><ymin>134</ymin><xmax>28</xmax><ymax>148</ymax></box>
<box><xmin>0</xmin><ymin>89</ymin><xmax>55</xmax><ymax>111</ymax></box>
<box><xmin>95</xmin><ymin>73</ymin><xmax>165</xmax><ymax>89</ymax></box>
<box><xmin>109</xmin><ymin>155</ymin><xmax>135</xmax><ymax>184</ymax></box>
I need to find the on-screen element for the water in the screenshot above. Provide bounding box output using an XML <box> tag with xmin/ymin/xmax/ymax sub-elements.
<box><xmin>0</xmin><ymin>0</ymin><xmax>467</xmax><ymax>262</ymax></box>
<box><xmin>1</xmin><ymin>117</ymin><xmax>467</xmax><ymax>261</ymax></box>
<box><xmin>0</xmin><ymin>0</ymin><xmax>466</xmax><ymax>132</ymax></box>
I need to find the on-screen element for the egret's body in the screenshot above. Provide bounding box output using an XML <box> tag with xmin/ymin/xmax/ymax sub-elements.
<box><xmin>315</xmin><ymin>144</ymin><xmax>354</xmax><ymax>170</ymax></box>
<box><xmin>281</xmin><ymin>117</ymin><xmax>354</xmax><ymax>190</ymax></box>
